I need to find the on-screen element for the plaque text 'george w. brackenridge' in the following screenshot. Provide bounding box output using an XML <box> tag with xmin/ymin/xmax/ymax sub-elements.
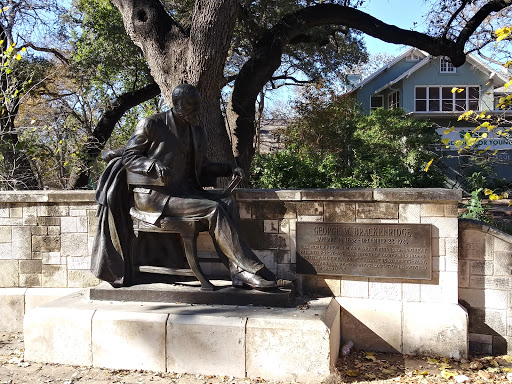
<box><xmin>296</xmin><ymin>223</ymin><xmax>432</xmax><ymax>280</ymax></box>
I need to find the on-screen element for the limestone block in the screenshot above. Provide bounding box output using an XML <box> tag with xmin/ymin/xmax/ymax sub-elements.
<box><xmin>61</xmin><ymin>233</ymin><xmax>88</xmax><ymax>257</ymax></box>
<box><xmin>0</xmin><ymin>243</ymin><xmax>12</xmax><ymax>259</ymax></box>
<box><xmin>279</xmin><ymin>219</ymin><xmax>290</xmax><ymax>233</ymax></box>
<box><xmin>22</xmin><ymin>206</ymin><xmax>37</xmax><ymax>225</ymax></box>
<box><xmin>0</xmin><ymin>217</ymin><xmax>22</xmax><ymax>226</ymax></box>
<box><xmin>470</xmin><ymin>275</ymin><xmax>512</xmax><ymax>290</ymax></box>
<box><xmin>0</xmin><ymin>260</ymin><xmax>19</xmax><ymax>287</ymax></box>
<box><xmin>337</xmin><ymin>297</ymin><xmax>401</xmax><ymax>353</ymax></box>
<box><xmin>0</xmin><ymin>288</ymin><xmax>26</xmax><ymax>331</ymax></box>
<box><xmin>277</xmin><ymin>263</ymin><xmax>296</xmax><ymax>281</ymax></box>
<box><xmin>25</xmin><ymin>288</ymin><xmax>83</xmax><ymax>313</ymax></box>
<box><xmin>341</xmin><ymin>277</ymin><xmax>369</xmax><ymax>298</ymax></box>
<box><xmin>374</xmin><ymin>188</ymin><xmax>461</xmax><ymax>202</ymax></box>
<box><xmin>460</xmin><ymin>288</ymin><xmax>508</xmax><ymax>310</ymax></box>
<box><xmin>42</xmin><ymin>252</ymin><xmax>61</xmax><ymax>265</ymax></box>
<box><xmin>275</xmin><ymin>250</ymin><xmax>291</xmax><ymax>264</ymax></box>
<box><xmin>467</xmin><ymin>307</ymin><xmax>506</xmax><ymax>336</ymax></box>
<box><xmin>31</xmin><ymin>226</ymin><xmax>48</xmax><ymax>235</ymax></box>
<box><xmin>167</xmin><ymin>314</ymin><xmax>246</xmax><ymax>377</ymax></box>
<box><xmin>237</xmin><ymin>201</ymin><xmax>251</xmax><ymax>219</ymax></box>
<box><xmin>421</xmin><ymin>204</ymin><xmax>445</xmax><ymax>217</ymax></box>
<box><xmin>70</xmin><ymin>209</ymin><xmax>86</xmax><ymax>217</ymax></box>
<box><xmin>297</xmin><ymin>215</ymin><xmax>324</xmax><ymax>222</ymax></box>
<box><xmin>445</xmin><ymin>238</ymin><xmax>458</xmax><ymax>272</ymax></box>
<box><xmin>42</xmin><ymin>265</ymin><xmax>67</xmax><ymax>287</ymax></box>
<box><xmin>420</xmin><ymin>217</ymin><xmax>458</xmax><ymax>238</ymax></box>
<box><xmin>246</xmin><ymin>298</ymin><xmax>339</xmax><ymax>383</ymax></box>
<box><xmin>66</xmin><ymin>269</ymin><xmax>101</xmax><ymax>288</ymax></box>
<box><xmin>92</xmin><ymin>310</ymin><xmax>168</xmax><ymax>372</ymax></box>
<box><xmin>356</xmin><ymin>203</ymin><xmax>398</xmax><ymax>220</ymax></box>
<box><xmin>402</xmin><ymin>282</ymin><xmax>421</xmax><ymax>302</ymax></box>
<box><xmin>459</xmin><ymin>260</ymin><xmax>470</xmax><ymax>288</ymax></box>
<box><xmin>24</xmin><ymin>305</ymin><xmax>94</xmax><ymax>366</ymax></box>
<box><xmin>60</xmin><ymin>217</ymin><xmax>78</xmax><ymax>233</ymax></box>
<box><xmin>87</xmin><ymin>211</ymin><xmax>98</xmax><ymax>237</ymax></box>
<box><xmin>250</xmin><ymin>201</ymin><xmax>297</xmax><ymax>219</ymax></box>
<box><xmin>37</xmin><ymin>217</ymin><xmax>60</xmax><ymax>226</ymax></box>
<box><xmin>493</xmin><ymin>251</ymin><xmax>512</xmax><ymax>276</ymax></box>
<box><xmin>324</xmin><ymin>202</ymin><xmax>356</xmax><ymax>222</ymax></box>
<box><xmin>301</xmin><ymin>189</ymin><xmax>372</xmax><ymax>201</ymax></box>
<box><xmin>444</xmin><ymin>204</ymin><xmax>458</xmax><ymax>217</ymax></box>
<box><xmin>263</xmin><ymin>220</ymin><xmax>279</xmax><ymax>233</ymax></box>
<box><xmin>12</xmin><ymin>227</ymin><xmax>32</xmax><ymax>259</ymax></box>
<box><xmin>67</xmin><ymin>256</ymin><xmax>91</xmax><ymax>270</ymax></box>
<box><xmin>368</xmin><ymin>281</ymin><xmax>402</xmax><ymax>301</ymax></box>
<box><xmin>48</xmin><ymin>226</ymin><xmax>60</xmax><ymax>235</ymax></box>
<box><xmin>263</xmin><ymin>233</ymin><xmax>290</xmax><ymax>250</ymax></box>
<box><xmin>32</xmin><ymin>235</ymin><xmax>60</xmax><ymax>253</ymax></box>
<box><xmin>0</xmin><ymin>226</ymin><xmax>12</xmax><ymax>242</ymax></box>
<box><xmin>471</xmin><ymin>261</ymin><xmax>493</xmax><ymax>275</ymax></box>
<box><xmin>19</xmin><ymin>274</ymin><xmax>41</xmax><ymax>287</ymax></box>
<box><xmin>0</xmin><ymin>206</ymin><xmax>8</xmax><ymax>217</ymax></box>
<box><xmin>403</xmin><ymin>302</ymin><xmax>468</xmax><ymax>359</ymax></box>
<box><xmin>252</xmin><ymin>250</ymin><xmax>277</xmax><ymax>270</ymax></box>
<box><xmin>399</xmin><ymin>204</ymin><xmax>421</xmax><ymax>223</ymax></box>
<box><xmin>9</xmin><ymin>207</ymin><xmax>22</xmax><ymax>218</ymax></box>
<box><xmin>297</xmin><ymin>202</ymin><xmax>324</xmax><ymax>216</ymax></box>
<box><xmin>19</xmin><ymin>260</ymin><xmax>42</xmax><ymax>274</ymax></box>
<box><xmin>37</xmin><ymin>204</ymin><xmax>69</xmax><ymax>217</ymax></box>
<box><xmin>300</xmin><ymin>275</ymin><xmax>341</xmax><ymax>296</ymax></box>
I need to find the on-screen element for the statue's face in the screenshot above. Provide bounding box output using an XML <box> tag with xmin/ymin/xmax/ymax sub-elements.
<box><xmin>174</xmin><ymin>90</ymin><xmax>201</xmax><ymax>126</ymax></box>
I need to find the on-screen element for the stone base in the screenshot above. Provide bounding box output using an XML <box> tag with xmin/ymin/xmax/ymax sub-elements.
<box><xmin>90</xmin><ymin>280</ymin><xmax>295</xmax><ymax>307</ymax></box>
<box><xmin>338</xmin><ymin>297</ymin><xmax>468</xmax><ymax>359</ymax></box>
<box><xmin>24</xmin><ymin>289</ymin><xmax>340</xmax><ymax>383</ymax></box>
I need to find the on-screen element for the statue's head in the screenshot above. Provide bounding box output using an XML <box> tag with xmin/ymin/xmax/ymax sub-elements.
<box><xmin>172</xmin><ymin>84</ymin><xmax>201</xmax><ymax>126</ymax></box>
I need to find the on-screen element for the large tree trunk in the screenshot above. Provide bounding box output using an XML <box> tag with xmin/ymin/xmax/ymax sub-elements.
<box><xmin>111</xmin><ymin>0</ymin><xmax>237</xmax><ymax>166</ymax></box>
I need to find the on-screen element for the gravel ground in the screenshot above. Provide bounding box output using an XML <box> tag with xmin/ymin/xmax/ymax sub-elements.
<box><xmin>1</xmin><ymin>332</ymin><xmax>512</xmax><ymax>384</ymax></box>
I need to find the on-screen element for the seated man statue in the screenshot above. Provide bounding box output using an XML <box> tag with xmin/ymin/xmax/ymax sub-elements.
<box><xmin>92</xmin><ymin>83</ymin><xmax>280</xmax><ymax>290</ymax></box>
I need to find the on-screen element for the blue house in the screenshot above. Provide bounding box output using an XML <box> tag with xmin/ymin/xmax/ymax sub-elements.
<box><xmin>347</xmin><ymin>47</ymin><xmax>512</xmax><ymax>180</ymax></box>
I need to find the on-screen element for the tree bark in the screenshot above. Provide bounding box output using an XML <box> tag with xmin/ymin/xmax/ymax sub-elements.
<box><xmin>110</xmin><ymin>0</ymin><xmax>238</xmax><ymax>166</ymax></box>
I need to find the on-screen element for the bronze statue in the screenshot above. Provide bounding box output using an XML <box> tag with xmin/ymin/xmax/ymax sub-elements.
<box><xmin>91</xmin><ymin>84</ymin><xmax>282</xmax><ymax>290</ymax></box>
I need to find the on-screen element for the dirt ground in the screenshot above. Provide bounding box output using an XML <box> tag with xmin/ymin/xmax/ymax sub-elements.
<box><xmin>2</xmin><ymin>333</ymin><xmax>512</xmax><ymax>384</ymax></box>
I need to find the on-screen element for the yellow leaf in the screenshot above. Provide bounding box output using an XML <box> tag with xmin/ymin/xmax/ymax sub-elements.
<box><xmin>364</xmin><ymin>351</ymin><xmax>376</xmax><ymax>361</ymax></box>
<box><xmin>439</xmin><ymin>363</ymin><xmax>452</xmax><ymax>370</ymax></box>
<box><xmin>455</xmin><ymin>140</ymin><xmax>464</xmax><ymax>148</ymax></box>
<box><xmin>427</xmin><ymin>358</ymin><xmax>439</xmax><ymax>365</ymax></box>
<box><xmin>382</xmin><ymin>368</ymin><xmax>395</xmax><ymax>375</ymax></box>
<box><xmin>441</xmin><ymin>138</ymin><xmax>450</xmax><ymax>145</ymax></box>
<box><xmin>482</xmin><ymin>133</ymin><xmax>488</xmax><ymax>138</ymax></box>
<box><xmin>440</xmin><ymin>369</ymin><xmax>457</xmax><ymax>379</ymax></box>
<box><xmin>489</xmin><ymin>194</ymin><xmax>499</xmax><ymax>201</ymax></box>
<box><xmin>21</xmin><ymin>47</ymin><xmax>26</xmax><ymax>52</ymax></box>
<box><xmin>443</xmin><ymin>126</ymin><xmax>454</xmax><ymax>135</ymax></box>
<box><xmin>414</xmin><ymin>370</ymin><xmax>428</xmax><ymax>376</ymax></box>
<box><xmin>484</xmin><ymin>188</ymin><xmax>494</xmax><ymax>195</ymax></box>
<box><xmin>478</xmin><ymin>146</ymin><xmax>491</xmax><ymax>154</ymax></box>
<box><xmin>503</xmin><ymin>192</ymin><xmax>509</xmax><ymax>199</ymax></box>
<box><xmin>15</xmin><ymin>54</ymin><xmax>21</xmax><ymax>60</ymax></box>
<box><xmin>424</xmin><ymin>158</ymin><xmax>434</xmax><ymax>172</ymax></box>
<box><xmin>493</xmin><ymin>150</ymin><xmax>498</xmax><ymax>155</ymax></box>
<box><xmin>346</xmin><ymin>369</ymin><xmax>359</xmax><ymax>377</ymax></box>
<box><xmin>496</xmin><ymin>26</ymin><xmax>512</xmax><ymax>42</ymax></box>
<box><xmin>451</xmin><ymin>87</ymin><xmax>464</xmax><ymax>93</ymax></box>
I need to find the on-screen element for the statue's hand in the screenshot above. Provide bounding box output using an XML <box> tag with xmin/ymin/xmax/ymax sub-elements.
<box><xmin>233</xmin><ymin>167</ymin><xmax>245</xmax><ymax>180</ymax></box>
<box><xmin>154</xmin><ymin>161</ymin><xmax>172</xmax><ymax>185</ymax></box>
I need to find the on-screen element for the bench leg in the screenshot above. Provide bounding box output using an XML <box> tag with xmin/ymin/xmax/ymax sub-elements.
<box><xmin>182</xmin><ymin>235</ymin><xmax>215</xmax><ymax>291</ymax></box>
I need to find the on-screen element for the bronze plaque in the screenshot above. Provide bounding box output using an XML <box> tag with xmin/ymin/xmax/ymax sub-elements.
<box><xmin>296</xmin><ymin>222</ymin><xmax>432</xmax><ymax>280</ymax></box>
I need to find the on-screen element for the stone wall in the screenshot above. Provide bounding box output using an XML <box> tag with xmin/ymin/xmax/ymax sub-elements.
<box><xmin>0</xmin><ymin>189</ymin><xmax>469</xmax><ymax>358</ymax></box>
<box><xmin>0</xmin><ymin>191</ymin><xmax>100</xmax><ymax>288</ymax></box>
<box><xmin>459</xmin><ymin>219</ymin><xmax>512</xmax><ymax>355</ymax></box>
<box><xmin>235</xmin><ymin>188</ymin><xmax>467</xmax><ymax>358</ymax></box>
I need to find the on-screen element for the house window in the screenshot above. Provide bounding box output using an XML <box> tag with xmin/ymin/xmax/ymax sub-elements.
<box><xmin>415</xmin><ymin>86</ymin><xmax>480</xmax><ymax>112</ymax></box>
<box><xmin>370</xmin><ymin>95</ymin><xmax>384</xmax><ymax>110</ymax></box>
<box><xmin>440</xmin><ymin>57</ymin><xmax>456</xmax><ymax>73</ymax></box>
<box><xmin>388</xmin><ymin>91</ymin><xmax>400</xmax><ymax>109</ymax></box>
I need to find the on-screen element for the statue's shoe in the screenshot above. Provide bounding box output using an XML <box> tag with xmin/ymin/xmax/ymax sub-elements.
<box><xmin>232</xmin><ymin>270</ymin><xmax>277</xmax><ymax>290</ymax></box>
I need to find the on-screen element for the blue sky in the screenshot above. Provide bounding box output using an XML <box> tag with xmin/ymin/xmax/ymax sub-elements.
<box><xmin>360</xmin><ymin>0</ymin><xmax>431</xmax><ymax>55</ymax></box>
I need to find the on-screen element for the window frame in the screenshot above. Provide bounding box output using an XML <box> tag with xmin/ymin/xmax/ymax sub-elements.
<box><xmin>388</xmin><ymin>91</ymin><xmax>400</xmax><ymax>109</ymax></box>
<box><xmin>440</xmin><ymin>57</ymin><xmax>456</xmax><ymax>73</ymax></box>
<box><xmin>415</xmin><ymin>85</ymin><xmax>480</xmax><ymax>112</ymax></box>
<box><xmin>370</xmin><ymin>95</ymin><xmax>384</xmax><ymax>110</ymax></box>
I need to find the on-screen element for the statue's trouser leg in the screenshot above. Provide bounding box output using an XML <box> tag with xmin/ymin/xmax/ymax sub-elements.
<box><xmin>163</xmin><ymin>196</ymin><xmax>263</xmax><ymax>274</ymax></box>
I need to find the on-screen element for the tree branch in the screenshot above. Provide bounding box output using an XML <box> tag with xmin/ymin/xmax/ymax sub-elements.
<box><xmin>442</xmin><ymin>0</ymin><xmax>470</xmax><ymax>39</ymax></box>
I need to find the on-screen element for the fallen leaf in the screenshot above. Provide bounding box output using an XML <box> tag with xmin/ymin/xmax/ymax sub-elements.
<box><xmin>365</xmin><ymin>352</ymin><xmax>377</xmax><ymax>361</ymax></box>
<box><xmin>439</xmin><ymin>363</ymin><xmax>452</xmax><ymax>370</ymax></box>
<box><xmin>382</xmin><ymin>368</ymin><xmax>395</xmax><ymax>375</ymax></box>
<box><xmin>428</xmin><ymin>358</ymin><xmax>440</xmax><ymax>365</ymax></box>
<box><xmin>413</xmin><ymin>370</ymin><xmax>428</xmax><ymax>376</ymax></box>
<box><xmin>346</xmin><ymin>369</ymin><xmax>359</xmax><ymax>377</ymax></box>
<box><xmin>478</xmin><ymin>370</ymin><xmax>491</xmax><ymax>380</ymax></box>
<box><xmin>470</xmin><ymin>361</ymin><xmax>484</xmax><ymax>370</ymax></box>
<box><xmin>440</xmin><ymin>369</ymin><xmax>457</xmax><ymax>380</ymax></box>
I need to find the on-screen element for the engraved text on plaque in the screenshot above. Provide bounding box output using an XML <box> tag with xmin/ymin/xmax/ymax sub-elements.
<box><xmin>296</xmin><ymin>223</ymin><xmax>432</xmax><ymax>280</ymax></box>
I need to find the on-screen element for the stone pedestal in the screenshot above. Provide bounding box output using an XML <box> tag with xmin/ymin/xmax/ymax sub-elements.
<box><xmin>24</xmin><ymin>289</ymin><xmax>340</xmax><ymax>383</ymax></box>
